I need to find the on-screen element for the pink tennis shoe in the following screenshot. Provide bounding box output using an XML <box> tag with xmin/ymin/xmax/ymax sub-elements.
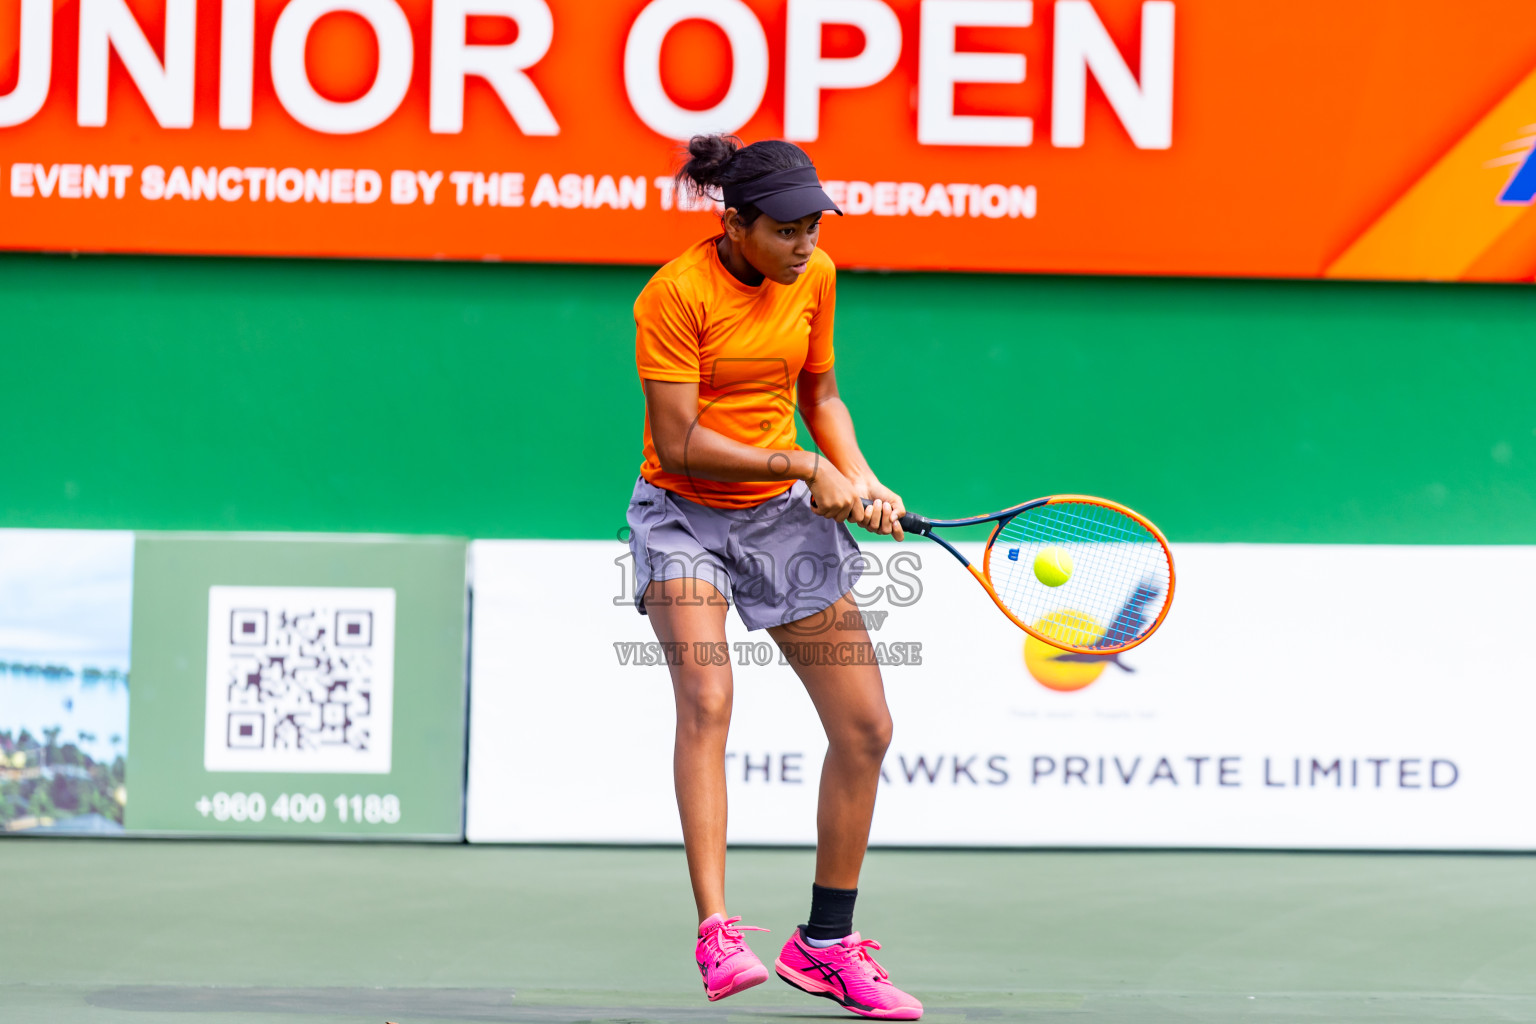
<box><xmin>776</xmin><ymin>928</ymin><xmax>924</xmax><ymax>1019</ymax></box>
<box><xmin>694</xmin><ymin>914</ymin><xmax>770</xmax><ymax>1001</ymax></box>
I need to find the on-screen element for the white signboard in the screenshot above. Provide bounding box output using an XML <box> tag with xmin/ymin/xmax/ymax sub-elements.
<box><xmin>465</xmin><ymin>540</ymin><xmax>1536</xmax><ymax>849</ymax></box>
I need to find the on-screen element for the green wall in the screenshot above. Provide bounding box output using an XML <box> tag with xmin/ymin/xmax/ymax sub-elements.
<box><xmin>3</xmin><ymin>253</ymin><xmax>1532</xmax><ymax>543</ymax></box>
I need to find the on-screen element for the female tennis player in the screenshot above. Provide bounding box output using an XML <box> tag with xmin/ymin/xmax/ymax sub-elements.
<box><xmin>625</xmin><ymin>134</ymin><xmax>923</xmax><ymax>1021</ymax></box>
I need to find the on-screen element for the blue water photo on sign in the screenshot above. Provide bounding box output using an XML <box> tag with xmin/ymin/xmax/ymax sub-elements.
<box><xmin>0</xmin><ymin>531</ymin><xmax>134</xmax><ymax>835</ymax></box>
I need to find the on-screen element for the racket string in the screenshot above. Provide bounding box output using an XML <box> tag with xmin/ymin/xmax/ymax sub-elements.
<box><xmin>986</xmin><ymin>502</ymin><xmax>1171</xmax><ymax>651</ymax></box>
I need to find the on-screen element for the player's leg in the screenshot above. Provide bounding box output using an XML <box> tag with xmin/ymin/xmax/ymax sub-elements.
<box><xmin>769</xmin><ymin>591</ymin><xmax>923</xmax><ymax>1020</ymax></box>
<box><xmin>628</xmin><ymin>477</ymin><xmax>773</xmax><ymax>1000</ymax></box>
<box><xmin>643</xmin><ymin>575</ymin><xmax>772</xmax><ymax>1001</ymax></box>
<box><xmin>730</xmin><ymin>484</ymin><xmax>890</xmax><ymax>899</ymax></box>
<box><xmin>767</xmin><ymin>590</ymin><xmax>891</xmax><ymax>890</ymax></box>
<box><xmin>642</xmin><ymin>576</ymin><xmax>734</xmax><ymax>921</ymax></box>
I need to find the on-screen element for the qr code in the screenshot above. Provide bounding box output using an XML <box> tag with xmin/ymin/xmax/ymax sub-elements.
<box><xmin>204</xmin><ymin>586</ymin><xmax>396</xmax><ymax>774</ymax></box>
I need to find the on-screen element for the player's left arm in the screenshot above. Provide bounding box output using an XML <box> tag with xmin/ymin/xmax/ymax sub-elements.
<box><xmin>797</xmin><ymin>365</ymin><xmax>906</xmax><ymax>540</ymax></box>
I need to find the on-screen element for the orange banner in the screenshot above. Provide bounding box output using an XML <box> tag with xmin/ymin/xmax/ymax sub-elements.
<box><xmin>3</xmin><ymin>0</ymin><xmax>1536</xmax><ymax>278</ymax></box>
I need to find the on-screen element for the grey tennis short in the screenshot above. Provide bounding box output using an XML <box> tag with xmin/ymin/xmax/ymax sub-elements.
<box><xmin>625</xmin><ymin>475</ymin><xmax>864</xmax><ymax>631</ymax></box>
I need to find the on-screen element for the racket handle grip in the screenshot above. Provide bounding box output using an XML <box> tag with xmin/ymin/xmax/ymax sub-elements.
<box><xmin>860</xmin><ymin>498</ymin><xmax>931</xmax><ymax>535</ymax></box>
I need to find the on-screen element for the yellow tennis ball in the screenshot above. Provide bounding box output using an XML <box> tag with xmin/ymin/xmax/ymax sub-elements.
<box><xmin>1034</xmin><ymin>546</ymin><xmax>1073</xmax><ymax>587</ymax></box>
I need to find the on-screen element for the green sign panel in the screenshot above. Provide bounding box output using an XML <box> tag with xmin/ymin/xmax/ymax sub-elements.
<box><xmin>125</xmin><ymin>534</ymin><xmax>468</xmax><ymax>839</ymax></box>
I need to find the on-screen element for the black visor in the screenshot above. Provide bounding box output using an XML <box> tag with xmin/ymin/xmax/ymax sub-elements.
<box><xmin>723</xmin><ymin>165</ymin><xmax>842</xmax><ymax>222</ymax></box>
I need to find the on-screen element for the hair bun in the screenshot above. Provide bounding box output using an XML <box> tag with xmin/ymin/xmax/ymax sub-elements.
<box><xmin>678</xmin><ymin>134</ymin><xmax>741</xmax><ymax>194</ymax></box>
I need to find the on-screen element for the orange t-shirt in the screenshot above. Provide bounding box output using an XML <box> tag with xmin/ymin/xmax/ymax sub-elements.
<box><xmin>634</xmin><ymin>235</ymin><xmax>836</xmax><ymax>509</ymax></box>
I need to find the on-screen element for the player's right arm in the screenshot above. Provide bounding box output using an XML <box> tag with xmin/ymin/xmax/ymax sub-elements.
<box><xmin>632</xmin><ymin>271</ymin><xmax>872</xmax><ymax>525</ymax></box>
<box><xmin>643</xmin><ymin>378</ymin><xmax>858</xmax><ymax>518</ymax></box>
<box><xmin>637</xmin><ymin>274</ymin><xmax>862</xmax><ymax>519</ymax></box>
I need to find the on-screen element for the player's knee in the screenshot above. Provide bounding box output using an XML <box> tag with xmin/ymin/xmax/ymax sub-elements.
<box><xmin>836</xmin><ymin>711</ymin><xmax>892</xmax><ymax>763</ymax></box>
<box><xmin>677</xmin><ymin>679</ymin><xmax>732</xmax><ymax>734</ymax></box>
<box><xmin>866</xmin><ymin>713</ymin><xmax>894</xmax><ymax>759</ymax></box>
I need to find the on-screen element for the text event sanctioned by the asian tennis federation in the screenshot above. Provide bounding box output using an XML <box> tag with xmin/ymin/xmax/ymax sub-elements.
<box><xmin>4</xmin><ymin>1</ymin><xmax>1536</xmax><ymax>279</ymax></box>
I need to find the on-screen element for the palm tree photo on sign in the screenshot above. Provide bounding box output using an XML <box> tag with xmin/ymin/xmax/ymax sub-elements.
<box><xmin>0</xmin><ymin>530</ymin><xmax>133</xmax><ymax>834</ymax></box>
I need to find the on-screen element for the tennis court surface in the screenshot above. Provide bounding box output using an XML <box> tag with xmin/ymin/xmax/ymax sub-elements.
<box><xmin>7</xmin><ymin>839</ymin><xmax>1534</xmax><ymax>1023</ymax></box>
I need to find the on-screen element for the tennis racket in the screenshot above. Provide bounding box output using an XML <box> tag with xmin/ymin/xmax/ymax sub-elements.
<box><xmin>864</xmin><ymin>495</ymin><xmax>1174</xmax><ymax>655</ymax></box>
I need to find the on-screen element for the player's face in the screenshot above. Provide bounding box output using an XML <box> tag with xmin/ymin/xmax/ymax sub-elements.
<box><xmin>739</xmin><ymin>212</ymin><xmax>822</xmax><ymax>285</ymax></box>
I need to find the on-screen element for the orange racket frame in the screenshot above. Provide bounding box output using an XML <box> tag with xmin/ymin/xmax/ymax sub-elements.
<box><xmin>893</xmin><ymin>494</ymin><xmax>1176</xmax><ymax>655</ymax></box>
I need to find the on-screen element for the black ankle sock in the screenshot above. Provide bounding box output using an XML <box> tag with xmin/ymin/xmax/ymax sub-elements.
<box><xmin>805</xmin><ymin>883</ymin><xmax>858</xmax><ymax>940</ymax></box>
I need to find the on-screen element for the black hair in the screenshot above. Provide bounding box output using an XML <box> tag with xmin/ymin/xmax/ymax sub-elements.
<box><xmin>676</xmin><ymin>135</ymin><xmax>813</xmax><ymax>225</ymax></box>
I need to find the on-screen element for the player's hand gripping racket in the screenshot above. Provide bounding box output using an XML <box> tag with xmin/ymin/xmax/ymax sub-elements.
<box><xmin>868</xmin><ymin>496</ymin><xmax>1174</xmax><ymax>654</ymax></box>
